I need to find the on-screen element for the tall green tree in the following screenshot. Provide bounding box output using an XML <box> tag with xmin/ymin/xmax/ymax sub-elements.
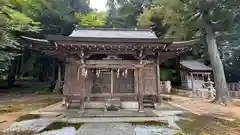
<box><xmin>75</xmin><ymin>12</ymin><xmax>106</xmax><ymax>26</ymax></box>
<box><xmin>139</xmin><ymin>0</ymin><xmax>240</xmax><ymax>104</ymax></box>
<box><xmin>0</xmin><ymin>0</ymin><xmax>39</xmax><ymax>66</ymax></box>
<box><xmin>105</xmin><ymin>0</ymin><xmax>152</xmax><ymax>27</ymax></box>
<box><xmin>66</xmin><ymin>0</ymin><xmax>91</xmax><ymax>13</ymax></box>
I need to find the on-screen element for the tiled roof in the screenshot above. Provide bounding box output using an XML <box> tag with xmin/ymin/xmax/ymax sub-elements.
<box><xmin>180</xmin><ymin>60</ymin><xmax>212</xmax><ymax>71</ymax></box>
<box><xmin>69</xmin><ymin>28</ymin><xmax>157</xmax><ymax>39</ymax></box>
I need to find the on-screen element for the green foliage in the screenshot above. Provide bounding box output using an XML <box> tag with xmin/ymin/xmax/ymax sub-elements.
<box><xmin>139</xmin><ymin>0</ymin><xmax>200</xmax><ymax>40</ymax></box>
<box><xmin>67</xmin><ymin>0</ymin><xmax>91</xmax><ymax>13</ymax></box>
<box><xmin>0</xmin><ymin>0</ymin><xmax>96</xmax><ymax>83</ymax></box>
<box><xmin>105</xmin><ymin>0</ymin><xmax>152</xmax><ymax>27</ymax></box>
<box><xmin>177</xmin><ymin>114</ymin><xmax>240</xmax><ymax>135</ymax></box>
<box><xmin>75</xmin><ymin>12</ymin><xmax>106</xmax><ymax>26</ymax></box>
<box><xmin>24</xmin><ymin>0</ymin><xmax>76</xmax><ymax>35</ymax></box>
<box><xmin>42</xmin><ymin>122</ymin><xmax>83</xmax><ymax>131</ymax></box>
<box><xmin>16</xmin><ymin>114</ymin><xmax>41</xmax><ymax>122</ymax></box>
<box><xmin>173</xmin><ymin>132</ymin><xmax>184</xmax><ymax>135</ymax></box>
<box><xmin>160</xmin><ymin>69</ymin><xmax>174</xmax><ymax>81</ymax></box>
<box><xmin>23</xmin><ymin>86</ymin><xmax>51</xmax><ymax>94</ymax></box>
<box><xmin>131</xmin><ymin>121</ymin><xmax>167</xmax><ymax>127</ymax></box>
<box><xmin>139</xmin><ymin>0</ymin><xmax>240</xmax><ymax>82</ymax></box>
<box><xmin>139</xmin><ymin>0</ymin><xmax>240</xmax><ymax>42</ymax></box>
<box><xmin>0</xmin><ymin>0</ymin><xmax>40</xmax><ymax>66</ymax></box>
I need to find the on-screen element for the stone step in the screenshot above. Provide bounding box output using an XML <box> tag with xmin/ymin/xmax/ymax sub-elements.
<box><xmin>143</xmin><ymin>105</ymin><xmax>155</xmax><ymax>109</ymax></box>
<box><xmin>144</xmin><ymin>106</ymin><xmax>155</xmax><ymax>109</ymax></box>
<box><xmin>143</xmin><ymin>100</ymin><xmax>153</xmax><ymax>103</ymax></box>
<box><xmin>143</xmin><ymin>103</ymin><xmax>154</xmax><ymax>107</ymax></box>
<box><xmin>143</xmin><ymin>96</ymin><xmax>154</xmax><ymax>99</ymax></box>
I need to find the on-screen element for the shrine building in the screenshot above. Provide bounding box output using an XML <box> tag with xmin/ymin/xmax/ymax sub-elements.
<box><xmin>22</xmin><ymin>28</ymin><xmax>198</xmax><ymax>112</ymax></box>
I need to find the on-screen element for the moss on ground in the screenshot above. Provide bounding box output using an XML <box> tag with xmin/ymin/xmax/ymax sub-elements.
<box><xmin>173</xmin><ymin>132</ymin><xmax>185</xmax><ymax>135</ymax></box>
<box><xmin>177</xmin><ymin>113</ymin><xmax>240</xmax><ymax>135</ymax></box>
<box><xmin>42</xmin><ymin>122</ymin><xmax>83</xmax><ymax>132</ymax></box>
<box><xmin>15</xmin><ymin>114</ymin><xmax>41</xmax><ymax>122</ymax></box>
<box><xmin>1</xmin><ymin>94</ymin><xmax>61</xmax><ymax>114</ymax></box>
<box><xmin>131</xmin><ymin>121</ymin><xmax>168</xmax><ymax>127</ymax></box>
<box><xmin>23</xmin><ymin>86</ymin><xmax>51</xmax><ymax>94</ymax></box>
<box><xmin>0</xmin><ymin>106</ymin><xmax>20</xmax><ymax>113</ymax></box>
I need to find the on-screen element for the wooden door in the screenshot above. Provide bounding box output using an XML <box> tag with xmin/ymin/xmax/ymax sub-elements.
<box><xmin>143</xmin><ymin>64</ymin><xmax>157</xmax><ymax>95</ymax></box>
<box><xmin>114</xmin><ymin>69</ymin><xmax>134</xmax><ymax>93</ymax></box>
<box><xmin>91</xmin><ymin>69</ymin><xmax>111</xmax><ymax>94</ymax></box>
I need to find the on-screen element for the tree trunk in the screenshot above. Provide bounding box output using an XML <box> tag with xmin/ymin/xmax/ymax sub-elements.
<box><xmin>51</xmin><ymin>59</ymin><xmax>56</xmax><ymax>81</ymax></box>
<box><xmin>7</xmin><ymin>59</ymin><xmax>17</xmax><ymax>88</ymax></box>
<box><xmin>204</xmin><ymin>20</ymin><xmax>230</xmax><ymax>105</ymax></box>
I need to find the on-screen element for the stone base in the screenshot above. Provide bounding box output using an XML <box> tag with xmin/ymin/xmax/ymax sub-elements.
<box><xmin>121</xmin><ymin>102</ymin><xmax>138</xmax><ymax>109</ymax></box>
<box><xmin>85</xmin><ymin>102</ymin><xmax>105</xmax><ymax>109</ymax></box>
<box><xmin>79</xmin><ymin>101</ymin><xmax>139</xmax><ymax>109</ymax></box>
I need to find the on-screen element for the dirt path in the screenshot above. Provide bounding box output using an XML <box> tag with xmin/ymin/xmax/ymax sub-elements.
<box><xmin>0</xmin><ymin>112</ymin><xmax>23</xmax><ymax>131</ymax></box>
<box><xmin>165</xmin><ymin>95</ymin><xmax>240</xmax><ymax>135</ymax></box>
<box><xmin>168</xmin><ymin>94</ymin><xmax>240</xmax><ymax>119</ymax></box>
<box><xmin>0</xmin><ymin>94</ymin><xmax>62</xmax><ymax>130</ymax></box>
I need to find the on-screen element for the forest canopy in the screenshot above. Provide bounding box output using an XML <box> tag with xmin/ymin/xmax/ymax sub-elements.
<box><xmin>1</xmin><ymin>0</ymin><xmax>240</xmax><ymax>103</ymax></box>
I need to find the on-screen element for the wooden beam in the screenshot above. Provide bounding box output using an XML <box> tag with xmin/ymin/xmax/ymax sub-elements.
<box><xmin>49</xmin><ymin>36</ymin><xmax>173</xmax><ymax>44</ymax></box>
<box><xmin>87</xmin><ymin>50</ymin><xmax>137</xmax><ymax>55</ymax></box>
<box><xmin>83</xmin><ymin>65</ymin><xmax>137</xmax><ymax>69</ymax></box>
<box><xmin>88</xmin><ymin>93</ymin><xmax>137</xmax><ymax>97</ymax></box>
<box><xmin>85</xmin><ymin>60</ymin><xmax>145</xmax><ymax>65</ymax></box>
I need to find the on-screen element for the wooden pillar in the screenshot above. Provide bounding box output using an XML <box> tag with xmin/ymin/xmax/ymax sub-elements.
<box><xmin>191</xmin><ymin>73</ymin><xmax>195</xmax><ymax>94</ymax></box>
<box><xmin>156</xmin><ymin>64</ymin><xmax>162</xmax><ymax>103</ymax></box>
<box><xmin>62</xmin><ymin>57</ymin><xmax>70</xmax><ymax>106</ymax></box>
<box><xmin>62</xmin><ymin>62</ymin><xmax>68</xmax><ymax>106</ymax></box>
<box><xmin>57</xmin><ymin>63</ymin><xmax>61</xmax><ymax>81</ymax></box>
<box><xmin>134</xmin><ymin>69</ymin><xmax>139</xmax><ymax>101</ymax></box>
<box><xmin>175</xmin><ymin>55</ymin><xmax>181</xmax><ymax>85</ymax></box>
<box><xmin>138</xmin><ymin>68</ymin><xmax>144</xmax><ymax>112</ymax></box>
<box><xmin>111</xmin><ymin>68</ymin><xmax>114</xmax><ymax>97</ymax></box>
<box><xmin>79</xmin><ymin>67</ymin><xmax>85</xmax><ymax>112</ymax></box>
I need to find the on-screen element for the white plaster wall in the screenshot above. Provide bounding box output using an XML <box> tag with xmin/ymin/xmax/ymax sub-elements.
<box><xmin>182</xmin><ymin>80</ymin><xmax>206</xmax><ymax>90</ymax></box>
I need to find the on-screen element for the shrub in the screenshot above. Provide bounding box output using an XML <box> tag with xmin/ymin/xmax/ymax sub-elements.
<box><xmin>16</xmin><ymin>114</ymin><xmax>41</xmax><ymax>122</ymax></box>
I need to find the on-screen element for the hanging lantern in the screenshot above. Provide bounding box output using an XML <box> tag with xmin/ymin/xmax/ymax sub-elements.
<box><xmin>81</xmin><ymin>68</ymin><xmax>85</xmax><ymax>77</ymax></box>
<box><xmin>84</xmin><ymin>69</ymin><xmax>88</xmax><ymax>78</ymax></box>
<box><xmin>96</xmin><ymin>69</ymin><xmax>101</xmax><ymax>78</ymax></box>
<box><xmin>122</xmin><ymin>70</ymin><xmax>125</xmax><ymax>77</ymax></box>
<box><xmin>117</xmin><ymin>69</ymin><xmax>120</xmax><ymax>78</ymax></box>
<box><xmin>124</xmin><ymin>69</ymin><xmax>128</xmax><ymax>78</ymax></box>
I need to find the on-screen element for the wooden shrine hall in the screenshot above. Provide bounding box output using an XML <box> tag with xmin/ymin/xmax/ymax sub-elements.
<box><xmin>22</xmin><ymin>28</ymin><xmax>198</xmax><ymax>112</ymax></box>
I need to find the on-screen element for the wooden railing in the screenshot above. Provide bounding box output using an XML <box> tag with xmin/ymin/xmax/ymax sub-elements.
<box><xmin>175</xmin><ymin>82</ymin><xmax>240</xmax><ymax>98</ymax></box>
<box><xmin>227</xmin><ymin>82</ymin><xmax>240</xmax><ymax>91</ymax></box>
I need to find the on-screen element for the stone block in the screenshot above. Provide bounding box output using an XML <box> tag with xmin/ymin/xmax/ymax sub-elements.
<box><xmin>76</xmin><ymin>123</ymin><xmax>135</xmax><ymax>135</ymax></box>
<box><xmin>121</xmin><ymin>102</ymin><xmax>138</xmax><ymax>109</ymax></box>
